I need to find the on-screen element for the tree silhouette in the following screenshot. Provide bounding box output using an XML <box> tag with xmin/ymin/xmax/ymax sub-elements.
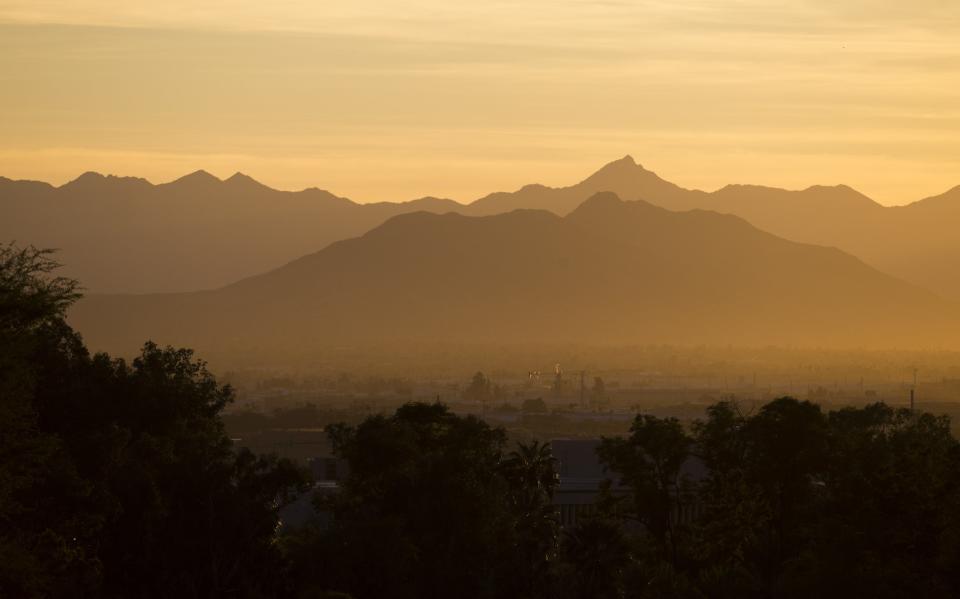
<box><xmin>503</xmin><ymin>440</ymin><xmax>560</xmax><ymax>596</ymax></box>
<box><xmin>599</xmin><ymin>414</ymin><xmax>692</xmax><ymax>566</ymax></box>
<box><xmin>0</xmin><ymin>244</ymin><xmax>307</xmax><ymax>598</ymax></box>
<box><xmin>0</xmin><ymin>244</ymin><xmax>91</xmax><ymax>596</ymax></box>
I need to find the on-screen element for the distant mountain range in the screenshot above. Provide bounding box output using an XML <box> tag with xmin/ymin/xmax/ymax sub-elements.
<box><xmin>468</xmin><ymin>156</ymin><xmax>960</xmax><ymax>301</ymax></box>
<box><xmin>69</xmin><ymin>193</ymin><xmax>956</xmax><ymax>355</ymax></box>
<box><xmin>4</xmin><ymin>157</ymin><xmax>960</xmax><ymax>299</ymax></box>
<box><xmin>0</xmin><ymin>170</ymin><xmax>462</xmax><ymax>293</ymax></box>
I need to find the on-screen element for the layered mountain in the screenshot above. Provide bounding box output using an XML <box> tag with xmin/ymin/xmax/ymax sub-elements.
<box><xmin>466</xmin><ymin>156</ymin><xmax>960</xmax><ymax>300</ymax></box>
<box><xmin>463</xmin><ymin>155</ymin><xmax>706</xmax><ymax>216</ymax></box>
<box><xmin>69</xmin><ymin>193</ymin><xmax>957</xmax><ymax>358</ymax></box>
<box><xmin>6</xmin><ymin>157</ymin><xmax>960</xmax><ymax>298</ymax></box>
<box><xmin>0</xmin><ymin>171</ymin><xmax>463</xmax><ymax>293</ymax></box>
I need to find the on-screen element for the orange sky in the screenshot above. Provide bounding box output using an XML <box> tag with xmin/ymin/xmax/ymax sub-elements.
<box><xmin>1</xmin><ymin>1</ymin><xmax>959</xmax><ymax>205</ymax></box>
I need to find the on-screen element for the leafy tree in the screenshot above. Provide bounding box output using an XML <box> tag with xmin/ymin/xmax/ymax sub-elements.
<box><xmin>287</xmin><ymin>403</ymin><xmax>567</xmax><ymax>599</ymax></box>
<box><xmin>0</xmin><ymin>244</ymin><xmax>307</xmax><ymax>598</ymax></box>
<box><xmin>599</xmin><ymin>415</ymin><xmax>693</xmax><ymax>566</ymax></box>
<box><xmin>291</xmin><ymin>402</ymin><xmax>518</xmax><ymax>598</ymax></box>
<box><xmin>55</xmin><ymin>343</ymin><xmax>308</xmax><ymax>598</ymax></box>
<box><xmin>687</xmin><ymin>397</ymin><xmax>960</xmax><ymax>597</ymax></box>
<box><xmin>782</xmin><ymin>404</ymin><xmax>960</xmax><ymax>598</ymax></box>
<box><xmin>0</xmin><ymin>244</ymin><xmax>91</xmax><ymax>597</ymax></box>
<box><xmin>691</xmin><ymin>397</ymin><xmax>827</xmax><ymax>593</ymax></box>
<box><xmin>740</xmin><ymin>398</ymin><xmax>826</xmax><ymax>585</ymax></box>
<box><xmin>689</xmin><ymin>401</ymin><xmax>765</xmax><ymax>595</ymax></box>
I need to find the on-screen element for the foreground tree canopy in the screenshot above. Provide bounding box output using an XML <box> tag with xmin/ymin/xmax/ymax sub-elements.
<box><xmin>283</xmin><ymin>402</ymin><xmax>561</xmax><ymax>599</ymax></box>
<box><xmin>0</xmin><ymin>244</ymin><xmax>307</xmax><ymax>598</ymax></box>
<box><xmin>588</xmin><ymin>398</ymin><xmax>960</xmax><ymax>599</ymax></box>
<box><xmin>285</xmin><ymin>397</ymin><xmax>960</xmax><ymax>599</ymax></box>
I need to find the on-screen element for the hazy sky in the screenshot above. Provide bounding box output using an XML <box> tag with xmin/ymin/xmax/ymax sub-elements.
<box><xmin>1</xmin><ymin>1</ymin><xmax>958</xmax><ymax>205</ymax></box>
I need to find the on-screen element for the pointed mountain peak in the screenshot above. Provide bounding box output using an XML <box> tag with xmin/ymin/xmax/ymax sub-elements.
<box><xmin>226</xmin><ymin>171</ymin><xmax>253</xmax><ymax>183</ymax></box>
<box><xmin>178</xmin><ymin>169</ymin><xmax>220</xmax><ymax>183</ymax></box>
<box><xmin>162</xmin><ymin>170</ymin><xmax>222</xmax><ymax>190</ymax></box>
<box><xmin>582</xmin><ymin>155</ymin><xmax>662</xmax><ymax>188</ymax></box>
<box><xmin>224</xmin><ymin>171</ymin><xmax>270</xmax><ymax>191</ymax></box>
<box><xmin>595</xmin><ymin>155</ymin><xmax>640</xmax><ymax>172</ymax></box>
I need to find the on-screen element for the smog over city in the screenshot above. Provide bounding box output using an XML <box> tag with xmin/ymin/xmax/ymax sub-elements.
<box><xmin>3</xmin><ymin>2</ymin><xmax>960</xmax><ymax>598</ymax></box>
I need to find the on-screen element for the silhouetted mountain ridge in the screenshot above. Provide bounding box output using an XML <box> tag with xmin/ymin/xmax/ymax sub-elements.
<box><xmin>465</xmin><ymin>155</ymin><xmax>700</xmax><ymax>216</ymax></box>
<box><xmin>5</xmin><ymin>158</ymin><xmax>960</xmax><ymax>298</ymax></box>
<box><xmin>460</xmin><ymin>158</ymin><xmax>960</xmax><ymax>299</ymax></box>
<box><xmin>69</xmin><ymin>192</ymin><xmax>956</xmax><ymax>356</ymax></box>
<box><xmin>223</xmin><ymin>172</ymin><xmax>272</xmax><ymax>192</ymax></box>
<box><xmin>0</xmin><ymin>170</ymin><xmax>466</xmax><ymax>292</ymax></box>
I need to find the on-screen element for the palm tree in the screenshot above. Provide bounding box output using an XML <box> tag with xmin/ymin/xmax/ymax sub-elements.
<box><xmin>504</xmin><ymin>440</ymin><xmax>559</xmax><ymax>498</ymax></box>
<box><xmin>503</xmin><ymin>440</ymin><xmax>560</xmax><ymax>597</ymax></box>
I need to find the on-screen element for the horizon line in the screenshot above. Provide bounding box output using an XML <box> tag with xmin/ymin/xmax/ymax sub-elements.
<box><xmin>4</xmin><ymin>156</ymin><xmax>957</xmax><ymax>208</ymax></box>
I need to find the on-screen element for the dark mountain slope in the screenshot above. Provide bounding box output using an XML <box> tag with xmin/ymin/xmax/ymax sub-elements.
<box><xmin>465</xmin><ymin>157</ymin><xmax>960</xmax><ymax>300</ymax></box>
<box><xmin>69</xmin><ymin>193</ymin><xmax>956</xmax><ymax>357</ymax></box>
